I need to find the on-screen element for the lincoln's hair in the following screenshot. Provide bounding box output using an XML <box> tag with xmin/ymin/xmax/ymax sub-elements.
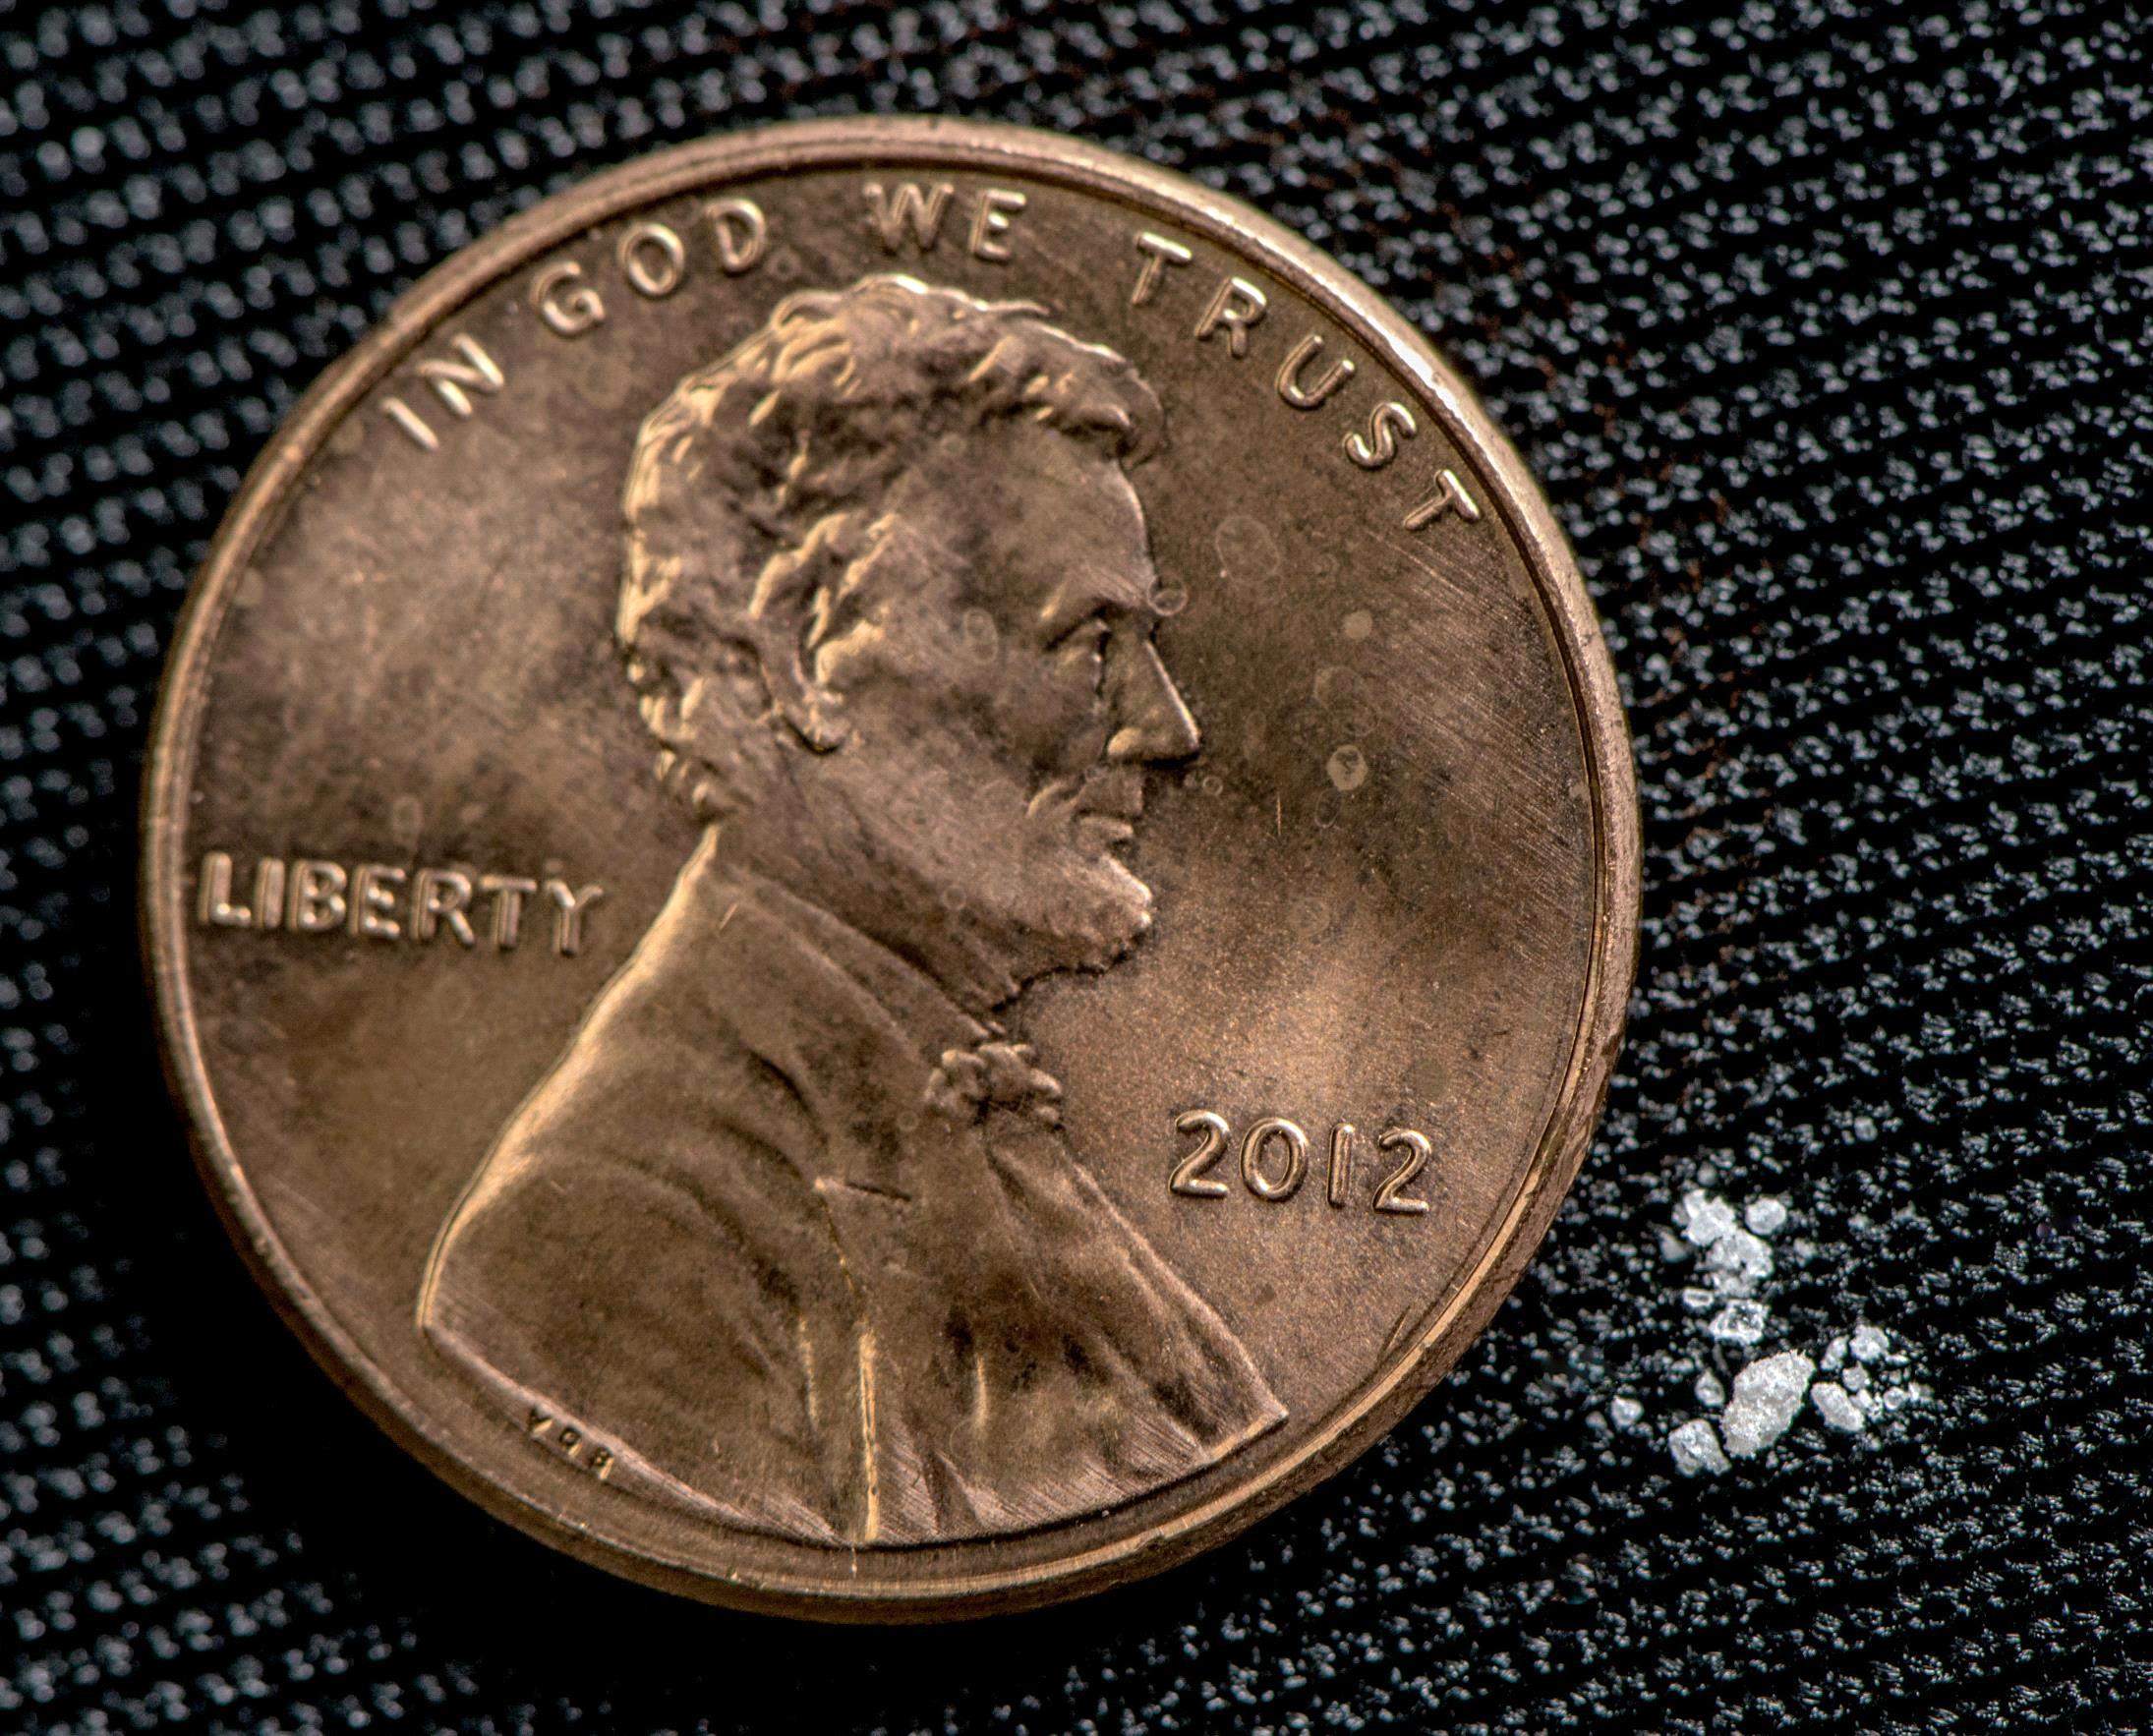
<box><xmin>617</xmin><ymin>273</ymin><xmax>1164</xmax><ymax>819</ymax></box>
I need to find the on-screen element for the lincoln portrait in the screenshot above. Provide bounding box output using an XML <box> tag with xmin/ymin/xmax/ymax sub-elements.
<box><xmin>418</xmin><ymin>275</ymin><xmax>1284</xmax><ymax>1545</ymax></box>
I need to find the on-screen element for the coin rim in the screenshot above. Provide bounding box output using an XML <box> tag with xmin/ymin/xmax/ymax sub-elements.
<box><xmin>141</xmin><ymin>115</ymin><xmax>1641</xmax><ymax>1621</ymax></box>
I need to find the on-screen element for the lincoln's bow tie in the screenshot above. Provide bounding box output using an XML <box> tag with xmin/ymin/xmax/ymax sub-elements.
<box><xmin>925</xmin><ymin>1039</ymin><xmax>1064</xmax><ymax>1128</ymax></box>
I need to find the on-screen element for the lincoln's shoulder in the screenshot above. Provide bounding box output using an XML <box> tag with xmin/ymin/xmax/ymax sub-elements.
<box><xmin>437</xmin><ymin>839</ymin><xmax>961</xmax><ymax>1244</ymax></box>
<box><xmin>512</xmin><ymin>841</ymin><xmax>791</xmax><ymax>1113</ymax></box>
<box><xmin>479</xmin><ymin>938</ymin><xmax>801</xmax><ymax>1200</ymax></box>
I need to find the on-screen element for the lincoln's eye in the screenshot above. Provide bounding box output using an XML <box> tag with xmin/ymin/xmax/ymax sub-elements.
<box><xmin>1085</xmin><ymin>621</ymin><xmax>1112</xmax><ymax>693</ymax></box>
<box><xmin>1055</xmin><ymin>613</ymin><xmax>1112</xmax><ymax>691</ymax></box>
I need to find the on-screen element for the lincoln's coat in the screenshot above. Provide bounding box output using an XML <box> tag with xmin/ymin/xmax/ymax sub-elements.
<box><xmin>420</xmin><ymin>833</ymin><xmax>1283</xmax><ymax>1544</ymax></box>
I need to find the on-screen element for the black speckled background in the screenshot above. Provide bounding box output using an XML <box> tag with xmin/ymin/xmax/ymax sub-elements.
<box><xmin>5</xmin><ymin>2</ymin><xmax>2149</xmax><ymax>1730</ymax></box>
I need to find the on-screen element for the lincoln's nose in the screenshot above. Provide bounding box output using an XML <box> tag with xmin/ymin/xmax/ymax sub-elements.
<box><xmin>1107</xmin><ymin>636</ymin><xmax>1202</xmax><ymax>764</ymax></box>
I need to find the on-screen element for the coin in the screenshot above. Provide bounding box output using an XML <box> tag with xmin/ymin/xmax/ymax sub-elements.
<box><xmin>143</xmin><ymin>117</ymin><xmax>1638</xmax><ymax>1620</ymax></box>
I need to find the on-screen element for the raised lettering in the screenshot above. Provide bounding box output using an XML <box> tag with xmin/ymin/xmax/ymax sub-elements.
<box><xmin>967</xmin><ymin>189</ymin><xmax>1027</xmax><ymax>261</ymax></box>
<box><xmin>1171</xmin><ymin>1110</ymin><xmax>1231</xmax><ymax>1197</ymax></box>
<box><xmin>1402</xmin><ymin>468</ymin><xmax>1484</xmax><ymax>531</ymax></box>
<box><xmin>1193</xmin><ymin>276</ymin><xmax>1268</xmax><ymax>356</ymax></box>
<box><xmin>412</xmin><ymin>868</ymin><xmax>478</xmax><ymax>946</ymax></box>
<box><xmin>704</xmin><ymin>197</ymin><xmax>768</xmax><ymax>273</ymax></box>
<box><xmin>532</xmin><ymin>260</ymin><xmax>606</xmax><ymax>337</ymax></box>
<box><xmin>1327</xmin><ymin>1122</ymin><xmax>1357</xmax><ymax>1207</ymax></box>
<box><xmin>1346</xmin><ymin>401</ymin><xmax>1418</xmax><ymax>470</ymax></box>
<box><xmin>1130</xmin><ymin>232</ymin><xmax>1193</xmax><ymax>306</ymax></box>
<box><xmin>1240</xmin><ymin>1117</ymin><xmax>1309</xmax><ymax>1201</ymax></box>
<box><xmin>1173</xmin><ymin>1113</ymin><xmax>1433</xmax><ymax>1218</ymax></box>
<box><xmin>288</xmin><ymin>860</ymin><xmax>348</xmax><ymax>933</ymax></box>
<box><xmin>382</xmin><ymin>398</ymin><xmax>438</xmax><ymax>451</ymax></box>
<box><xmin>253</xmin><ymin>857</ymin><xmax>286</xmax><ymax>931</ymax></box>
<box><xmin>544</xmin><ymin>879</ymin><xmax>605</xmax><ymax>956</ymax></box>
<box><xmin>1276</xmin><ymin>334</ymin><xmax>1356</xmax><ymax>409</ymax></box>
<box><xmin>482</xmin><ymin>873</ymin><xmax>539</xmax><ymax>951</ymax></box>
<box><xmin>617</xmin><ymin>221</ymin><xmax>686</xmax><ymax>299</ymax></box>
<box><xmin>417</xmin><ymin>335</ymin><xmax>504</xmax><ymax>419</ymax></box>
<box><xmin>350</xmin><ymin>864</ymin><xmax>406</xmax><ymax>940</ymax></box>
<box><xmin>197</xmin><ymin>851</ymin><xmax>252</xmax><ymax>928</ymax></box>
<box><xmin>864</xmin><ymin>181</ymin><xmax>954</xmax><ymax>253</ymax></box>
<box><xmin>192</xmin><ymin>851</ymin><xmax>601</xmax><ymax>957</ymax></box>
<box><xmin>1374</xmin><ymin>1128</ymin><xmax>1433</xmax><ymax>1215</ymax></box>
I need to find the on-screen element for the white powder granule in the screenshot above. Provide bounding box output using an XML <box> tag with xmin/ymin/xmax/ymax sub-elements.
<box><xmin>1704</xmin><ymin>1226</ymin><xmax>1775</xmax><ymax>1291</ymax></box>
<box><xmin>1674</xmin><ymin>1189</ymin><xmax>1739</xmax><ymax>1247</ymax></box>
<box><xmin>1720</xmin><ymin>1350</ymin><xmax>1816</xmax><ymax>1457</ymax></box>
<box><xmin>1622</xmin><ymin>1186</ymin><xmax>1929</xmax><ymax>1470</ymax></box>
<box><xmin>1810</xmin><ymin>1380</ymin><xmax>1867</xmax><ymax>1433</ymax></box>
<box><xmin>1668</xmin><ymin>1418</ymin><xmax>1730</xmax><ymax>1477</ymax></box>
<box><xmin>1705</xmin><ymin>1299</ymin><xmax>1770</xmax><ymax>1346</ymax></box>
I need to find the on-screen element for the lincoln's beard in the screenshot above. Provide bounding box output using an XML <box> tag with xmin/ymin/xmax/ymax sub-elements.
<box><xmin>782</xmin><ymin>740</ymin><xmax>1159</xmax><ymax>1014</ymax></box>
<box><xmin>994</xmin><ymin>788</ymin><xmax>1158</xmax><ymax>980</ymax></box>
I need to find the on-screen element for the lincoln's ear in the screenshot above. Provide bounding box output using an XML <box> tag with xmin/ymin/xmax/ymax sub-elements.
<box><xmin>755</xmin><ymin>622</ymin><xmax>849</xmax><ymax>752</ymax></box>
<box><xmin>746</xmin><ymin>523</ymin><xmax>852</xmax><ymax>753</ymax></box>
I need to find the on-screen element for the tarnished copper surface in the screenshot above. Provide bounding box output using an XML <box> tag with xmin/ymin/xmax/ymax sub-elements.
<box><xmin>142</xmin><ymin>117</ymin><xmax>1639</xmax><ymax>1619</ymax></box>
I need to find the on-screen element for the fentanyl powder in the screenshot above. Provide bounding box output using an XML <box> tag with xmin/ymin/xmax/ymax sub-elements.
<box><xmin>1668</xmin><ymin>1418</ymin><xmax>1731</xmax><ymax>1478</ymax></box>
<box><xmin>1720</xmin><ymin>1351</ymin><xmax>1815</xmax><ymax>1458</ymax></box>
<box><xmin>1647</xmin><ymin>1190</ymin><xmax>1932</xmax><ymax>1476</ymax></box>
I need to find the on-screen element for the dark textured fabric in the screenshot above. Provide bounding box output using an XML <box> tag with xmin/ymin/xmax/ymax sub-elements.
<box><xmin>3</xmin><ymin>1</ymin><xmax>2149</xmax><ymax>1730</ymax></box>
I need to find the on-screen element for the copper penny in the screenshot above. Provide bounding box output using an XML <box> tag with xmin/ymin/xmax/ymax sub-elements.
<box><xmin>142</xmin><ymin>118</ymin><xmax>1639</xmax><ymax>1620</ymax></box>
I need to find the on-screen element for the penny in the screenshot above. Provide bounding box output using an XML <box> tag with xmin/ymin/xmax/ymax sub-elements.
<box><xmin>142</xmin><ymin>117</ymin><xmax>1638</xmax><ymax>1620</ymax></box>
